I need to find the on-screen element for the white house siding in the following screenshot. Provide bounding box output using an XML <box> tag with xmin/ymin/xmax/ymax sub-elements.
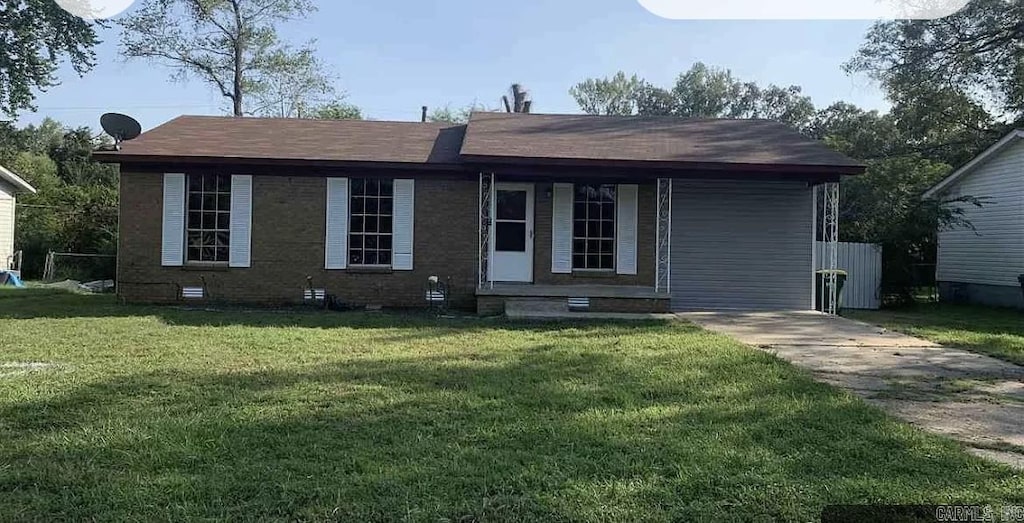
<box><xmin>0</xmin><ymin>179</ymin><xmax>15</xmax><ymax>271</ymax></box>
<box><xmin>937</xmin><ymin>140</ymin><xmax>1024</xmax><ymax>294</ymax></box>
<box><xmin>670</xmin><ymin>179</ymin><xmax>813</xmax><ymax>311</ymax></box>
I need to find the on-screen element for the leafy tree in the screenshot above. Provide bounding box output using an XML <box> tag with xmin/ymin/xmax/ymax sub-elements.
<box><xmin>848</xmin><ymin>0</ymin><xmax>1024</xmax><ymax>120</ymax></box>
<box><xmin>809</xmin><ymin>102</ymin><xmax>898</xmax><ymax>159</ymax></box>
<box><xmin>569</xmin><ymin>72</ymin><xmax>642</xmax><ymax>116</ymax></box>
<box><xmin>119</xmin><ymin>0</ymin><xmax>328</xmax><ymax>117</ymax></box>
<box><xmin>8</xmin><ymin>121</ymin><xmax>118</xmax><ymax>279</ymax></box>
<box><xmin>0</xmin><ymin>121</ymin><xmax>27</xmax><ymax>165</ymax></box>
<box><xmin>426</xmin><ymin>103</ymin><xmax>492</xmax><ymax>125</ymax></box>
<box><xmin>839</xmin><ymin>155</ymin><xmax>982</xmax><ymax>304</ymax></box>
<box><xmin>571</xmin><ymin>63</ymin><xmax>815</xmax><ymax>129</ymax></box>
<box><xmin>250</xmin><ymin>46</ymin><xmax>336</xmax><ymax>118</ymax></box>
<box><xmin>17</xmin><ymin>118</ymin><xmax>65</xmax><ymax>155</ymax></box>
<box><xmin>885</xmin><ymin>86</ymin><xmax>1005</xmax><ymax>167</ymax></box>
<box><xmin>0</xmin><ymin>0</ymin><xmax>99</xmax><ymax>117</ymax></box>
<box><xmin>304</xmin><ymin>101</ymin><xmax>363</xmax><ymax>120</ymax></box>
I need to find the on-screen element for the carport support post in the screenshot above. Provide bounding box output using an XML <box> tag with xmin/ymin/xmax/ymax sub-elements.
<box><xmin>821</xmin><ymin>182</ymin><xmax>840</xmax><ymax>315</ymax></box>
<box><xmin>479</xmin><ymin>173</ymin><xmax>495</xmax><ymax>289</ymax></box>
<box><xmin>656</xmin><ymin>178</ymin><xmax>672</xmax><ymax>294</ymax></box>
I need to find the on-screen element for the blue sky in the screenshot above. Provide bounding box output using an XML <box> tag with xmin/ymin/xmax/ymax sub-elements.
<box><xmin>18</xmin><ymin>0</ymin><xmax>886</xmax><ymax>131</ymax></box>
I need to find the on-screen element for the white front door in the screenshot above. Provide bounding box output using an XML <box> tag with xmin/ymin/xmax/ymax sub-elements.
<box><xmin>490</xmin><ymin>183</ymin><xmax>534</xmax><ymax>282</ymax></box>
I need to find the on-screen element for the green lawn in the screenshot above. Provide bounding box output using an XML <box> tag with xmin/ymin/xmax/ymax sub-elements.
<box><xmin>848</xmin><ymin>303</ymin><xmax>1024</xmax><ymax>366</ymax></box>
<box><xmin>1</xmin><ymin>291</ymin><xmax>1022</xmax><ymax>521</ymax></box>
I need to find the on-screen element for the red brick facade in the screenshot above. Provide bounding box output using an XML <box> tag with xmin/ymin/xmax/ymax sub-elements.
<box><xmin>118</xmin><ymin>172</ymin><xmax>661</xmax><ymax>312</ymax></box>
<box><xmin>118</xmin><ymin>172</ymin><xmax>480</xmax><ymax>308</ymax></box>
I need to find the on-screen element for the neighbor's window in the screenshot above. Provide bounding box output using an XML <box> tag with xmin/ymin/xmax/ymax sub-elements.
<box><xmin>350</xmin><ymin>178</ymin><xmax>394</xmax><ymax>266</ymax></box>
<box><xmin>573</xmin><ymin>184</ymin><xmax>616</xmax><ymax>270</ymax></box>
<box><xmin>186</xmin><ymin>174</ymin><xmax>231</xmax><ymax>263</ymax></box>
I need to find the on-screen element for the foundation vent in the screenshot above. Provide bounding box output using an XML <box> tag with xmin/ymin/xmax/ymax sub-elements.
<box><xmin>181</xmin><ymin>287</ymin><xmax>205</xmax><ymax>300</ymax></box>
<box><xmin>567</xmin><ymin>297</ymin><xmax>591</xmax><ymax>311</ymax></box>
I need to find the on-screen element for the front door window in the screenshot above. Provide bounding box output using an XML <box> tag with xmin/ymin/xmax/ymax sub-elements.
<box><xmin>495</xmin><ymin>190</ymin><xmax>528</xmax><ymax>252</ymax></box>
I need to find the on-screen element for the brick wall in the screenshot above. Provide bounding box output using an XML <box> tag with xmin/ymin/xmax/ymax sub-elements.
<box><xmin>532</xmin><ymin>181</ymin><xmax>657</xmax><ymax>287</ymax></box>
<box><xmin>118</xmin><ymin>172</ymin><xmax>480</xmax><ymax>309</ymax></box>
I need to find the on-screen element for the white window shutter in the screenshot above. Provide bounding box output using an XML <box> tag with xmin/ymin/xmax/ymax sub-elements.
<box><xmin>229</xmin><ymin>175</ymin><xmax>253</xmax><ymax>268</ymax></box>
<box><xmin>616</xmin><ymin>184</ymin><xmax>639</xmax><ymax>275</ymax></box>
<box><xmin>392</xmin><ymin>179</ymin><xmax>415</xmax><ymax>270</ymax></box>
<box><xmin>551</xmin><ymin>183</ymin><xmax>574</xmax><ymax>274</ymax></box>
<box><xmin>325</xmin><ymin>178</ymin><xmax>349</xmax><ymax>270</ymax></box>
<box><xmin>161</xmin><ymin>173</ymin><xmax>186</xmax><ymax>267</ymax></box>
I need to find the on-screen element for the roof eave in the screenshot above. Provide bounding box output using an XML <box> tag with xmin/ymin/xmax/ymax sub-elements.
<box><xmin>460</xmin><ymin>154</ymin><xmax>866</xmax><ymax>176</ymax></box>
<box><xmin>0</xmin><ymin>165</ymin><xmax>37</xmax><ymax>194</ymax></box>
<box><xmin>923</xmin><ymin>129</ymin><xmax>1024</xmax><ymax>199</ymax></box>
<box><xmin>92</xmin><ymin>153</ymin><xmax>465</xmax><ymax>171</ymax></box>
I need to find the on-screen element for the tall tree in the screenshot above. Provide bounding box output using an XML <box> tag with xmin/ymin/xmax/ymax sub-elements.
<box><xmin>249</xmin><ymin>46</ymin><xmax>336</xmax><ymax>117</ymax></box>
<box><xmin>426</xmin><ymin>103</ymin><xmax>492</xmax><ymax>125</ymax></box>
<box><xmin>0</xmin><ymin>0</ymin><xmax>99</xmax><ymax>117</ymax></box>
<box><xmin>569</xmin><ymin>72</ymin><xmax>642</xmax><ymax>116</ymax></box>
<box><xmin>848</xmin><ymin>0</ymin><xmax>1024</xmax><ymax>120</ymax></box>
<box><xmin>118</xmin><ymin>0</ymin><xmax>328</xmax><ymax>117</ymax></box>
<box><xmin>9</xmin><ymin>119</ymin><xmax>119</xmax><ymax>279</ymax></box>
<box><xmin>304</xmin><ymin>101</ymin><xmax>363</xmax><ymax>120</ymax></box>
<box><xmin>571</xmin><ymin>63</ymin><xmax>816</xmax><ymax>129</ymax></box>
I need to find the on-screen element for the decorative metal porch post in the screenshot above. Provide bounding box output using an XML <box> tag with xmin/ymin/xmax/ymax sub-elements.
<box><xmin>821</xmin><ymin>182</ymin><xmax>840</xmax><ymax>315</ymax></box>
<box><xmin>656</xmin><ymin>179</ymin><xmax>673</xmax><ymax>294</ymax></box>
<box><xmin>479</xmin><ymin>173</ymin><xmax>494</xmax><ymax>289</ymax></box>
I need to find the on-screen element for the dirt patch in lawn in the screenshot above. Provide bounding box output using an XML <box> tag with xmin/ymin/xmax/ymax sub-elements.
<box><xmin>0</xmin><ymin>362</ymin><xmax>61</xmax><ymax>378</ymax></box>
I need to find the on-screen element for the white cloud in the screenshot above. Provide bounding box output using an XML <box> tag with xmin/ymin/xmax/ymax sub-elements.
<box><xmin>636</xmin><ymin>0</ymin><xmax>971</xmax><ymax>20</ymax></box>
<box><xmin>55</xmin><ymin>0</ymin><xmax>136</xmax><ymax>20</ymax></box>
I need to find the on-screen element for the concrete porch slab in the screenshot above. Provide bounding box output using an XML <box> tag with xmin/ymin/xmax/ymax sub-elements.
<box><xmin>477</xmin><ymin>284</ymin><xmax>669</xmax><ymax>300</ymax></box>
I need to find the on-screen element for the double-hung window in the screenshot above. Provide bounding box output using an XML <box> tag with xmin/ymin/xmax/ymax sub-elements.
<box><xmin>186</xmin><ymin>174</ymin><xmax>231</xmax><ymax>263</ymax></box>
<box><xmin>572</xmin><ymin>184</ymin><xmax>616</xmax><ymax>270</ymax></box>
<box><xmin>349</xmin><ymin>178</ymin><xmax>394</xmax><ymax>266</ymax></box>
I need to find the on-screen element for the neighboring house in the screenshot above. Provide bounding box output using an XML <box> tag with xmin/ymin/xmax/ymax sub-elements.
<box><xmin>924</xmin><ymin>130</ymin><xmax>1024</xmax><ymax>309</ymax></box>
<box><xmin>95</xmin><ymin>112</ymin><xmax>864</xmax><ymax>313</ymax></box>
<box><xmin>0</xmin><ymin>165</ymin><xmax>37</xmax><ymax>273</ymax></box>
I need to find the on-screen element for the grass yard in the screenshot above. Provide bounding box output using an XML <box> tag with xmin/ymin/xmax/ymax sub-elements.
<box><xmin>848</xmin><ymin>303</ymin><xmax>1024</xmax><ymax>366</ymax></box>
<box><xmin>1</xmin><ymin>291</ymin><xmax>1023</xmax><ymax>521</ymax></box>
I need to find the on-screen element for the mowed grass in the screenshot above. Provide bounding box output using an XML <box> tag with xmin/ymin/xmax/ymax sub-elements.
<box><xmin>1</xmin><ymin>291</ymin><xmax>1022</xmax><ymax>521</ymax></box>
<box><xmin>849</xmin><ymin>303</ymin><xmax>1024</xmax><ymax>366</ymax></box>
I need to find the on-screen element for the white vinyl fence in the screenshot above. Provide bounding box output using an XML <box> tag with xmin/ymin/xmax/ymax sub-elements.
<box><xmin>815</xmin><ymin>242</ymin><xmax>883</xmax><ymax>310</ymax></box>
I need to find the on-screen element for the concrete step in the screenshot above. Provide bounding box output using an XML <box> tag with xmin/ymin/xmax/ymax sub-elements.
<box><xmin>503</xmin><ymin>297</ymin><xmax>675</xmax><ymax>321</ymax></box>
<box><xmin>504</xmin><ymin>298</ymin><xmax>569</xmax><ymax>316</ymax></box>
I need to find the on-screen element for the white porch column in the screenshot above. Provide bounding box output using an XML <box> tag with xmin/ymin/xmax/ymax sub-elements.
<box><xmin>656</xmin><ymin>178</ymin><xmax>673</xmax><ymax>294</ymax></box>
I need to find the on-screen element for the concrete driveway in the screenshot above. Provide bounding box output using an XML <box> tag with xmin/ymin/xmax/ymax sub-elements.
<box><xmin>680</xmin><ymin>311</ymin><xmax>1024</xmax><ymax>469</ymax></box>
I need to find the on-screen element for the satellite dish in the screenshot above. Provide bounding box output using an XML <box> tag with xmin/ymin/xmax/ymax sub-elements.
<box><xmin>100</xmin><ymin>113</ymin><xmax>142</xmax><ymax>146</ymax></box>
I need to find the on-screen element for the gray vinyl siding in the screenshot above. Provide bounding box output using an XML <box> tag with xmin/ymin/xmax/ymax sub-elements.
<box><xmin>670</xmin><ymin>179</ymin><xmax>813</xmax><ymax>311</ymax></box>
<box><xmin>0</xmin><ymin>180</ymin><xmax>15</xmax><ymax>271</ymax></box>
<box><xmin>937</xmin><ymin>140</ymin><xmax>1024</xmax><ymax>288</ymax></box>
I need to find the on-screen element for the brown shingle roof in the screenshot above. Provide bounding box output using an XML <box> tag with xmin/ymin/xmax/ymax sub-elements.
<box><xmin>96</xmin><ymin>112</ymin><xmax>864</xmax><ymax>175</ymax></box>
<box><xmin>461</xmin><ymin>112</ymin><xmax>864</xmax><ymax>170</ymax></box>
<box><xmin>100</xmin><ymin>115</ymin><xmax>466</xmax><ymax>165</ymax></box>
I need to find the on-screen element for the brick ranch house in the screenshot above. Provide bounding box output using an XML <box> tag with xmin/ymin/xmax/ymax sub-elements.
<box><xmin>95</xmin><ymin>112</ymin><xmax>864</xmax><ymax>314</ymax></box>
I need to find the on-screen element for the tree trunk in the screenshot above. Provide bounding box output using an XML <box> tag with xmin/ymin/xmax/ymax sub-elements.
<box><xmin>231</xmin><ymin>0</ymin><xmax>244</xmax><ymax>116</ymax></box>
